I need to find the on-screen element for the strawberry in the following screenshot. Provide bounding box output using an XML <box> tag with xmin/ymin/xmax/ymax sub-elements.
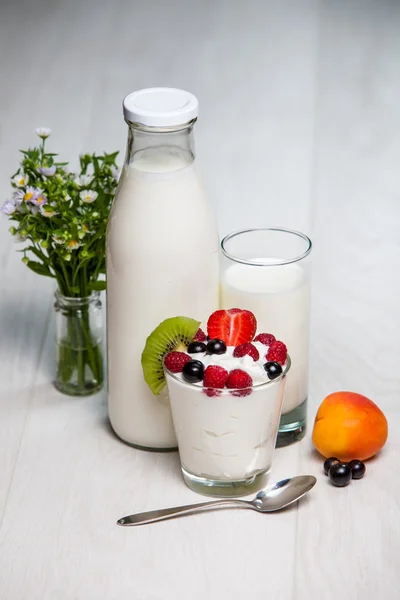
<box><xmin>226</xmin><ymin>369</ymin><xmax>253</xmax><ymax>397</ymax></box>
<box><xmin>164</xmin><ymin>351</ymin><xmax>191</xmax><ymax>373</ymax></box>
<box><xmin>203</xmin><ymin>365</ymin><xmax>229</xmax><ymax>389</ymax></box>
<box><xmin>254</xmin><ymin>333</ymin><xmax>276</xmax><ymax>346</ymax></box>
<box><xmin>233</xmin><ymin>342</ymin><xmax>260</xmax><ymax>362</ymax></box>
<box><xmin>266</xmin><ymin>341</ymin><xmax>287</xmax><ymax>365</ymax></box>
<box><xmin>207</xmin><ymin>309</ymin><xmax>257</xmax><ymax>346</ymax></box>
<box><xmin>193</xmin><ymin>328</ymin><xmax>207</xmax><ymax>342</ymax></box>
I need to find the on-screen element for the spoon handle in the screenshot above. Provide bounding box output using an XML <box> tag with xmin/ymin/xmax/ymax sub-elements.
<box><xmin>117</xmin><ymin>499</ymin><xmax>250</xmax><ymax>526</ymax></box>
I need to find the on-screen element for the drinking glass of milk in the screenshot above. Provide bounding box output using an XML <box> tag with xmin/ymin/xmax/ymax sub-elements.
<box><xmin>220</xmin><ymin>228</ymin><xmax>312</xmax><ymax>446</ymax></box>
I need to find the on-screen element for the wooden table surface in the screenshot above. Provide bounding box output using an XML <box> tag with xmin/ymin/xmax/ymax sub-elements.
<box><xmin>1</xmin><ymin>1</ymin><xmax>399</xmax><ymax>599</ymax></box>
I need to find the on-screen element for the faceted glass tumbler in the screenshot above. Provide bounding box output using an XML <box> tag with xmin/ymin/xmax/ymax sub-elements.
<box><xmin>165</xmin><ymin>357</ymin><xmax>290</xmax><ymax>497</ymax></box>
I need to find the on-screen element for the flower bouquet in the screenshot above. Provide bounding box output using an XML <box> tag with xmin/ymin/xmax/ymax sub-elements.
<box><xmin>1</xmin><ymin>128</ymin><xmax>119</xmax><ymax>395</ymax></box>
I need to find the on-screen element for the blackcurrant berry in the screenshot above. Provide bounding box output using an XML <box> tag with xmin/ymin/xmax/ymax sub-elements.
<box><xmin>328</xmin><ymin>463</ymin><xmax>352</xmax><ymax>487</ymax></box>
<box><xmin>348</xmin><ymin>459</ymin><xmax>366</xmax><ymax>480</ymax></box>
<box><xmin>323</xmin><ymin>457</ymin><xmax>340</xmax><ymax>476</ymax></box>
<box><xmin>206</xmin><ymin>339</ymin><xmax>227</xmax><ymax>355</ymax></box>
<box><xmin>263</xmin><ymin>361</ymin><xmax>283</xmax><ymax>380</ymax></box>
<box><xmin>187</xmin><ymin>341</ymin><xmax>207</xmax><ymax>354</ymax></box>
<box><xmin>182</xmin><ymin>360</ymin><xmax>205</xmax><ymax>383</ymax></box>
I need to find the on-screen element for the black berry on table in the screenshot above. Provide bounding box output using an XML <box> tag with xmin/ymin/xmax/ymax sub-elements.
<box><xmin>328</xmin><ymin>462</ymin><xmax>352</xmax><ymax>487</ymax></box>
<box><xmin>323</xmin><ymin>457</ymin><xmax>340</xmax><ymax>476</ymax></box>
<box><xmin>348</xmin><ymin>459</ymin><xmax>366</xmax><ymax>480</ymax></box>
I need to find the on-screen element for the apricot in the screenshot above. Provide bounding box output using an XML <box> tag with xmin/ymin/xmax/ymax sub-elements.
<box><xmin>312</xmin><ymin>391</ymin><xmax>388</xmax><ymax>462</ymax></box>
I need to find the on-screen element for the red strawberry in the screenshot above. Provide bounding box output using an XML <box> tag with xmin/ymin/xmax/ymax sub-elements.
<box><xmin>164</xmin><ymin>351</ymin><xmax>191</xmax><ymax>373</ymax></box>
<box><xmin>193</xmin><ymin>328</ymin><xmax>207</xmax><ymax>342</ymax></box>
<box><xmin>207</xmin><ymin>309</ymin><xmax>257</xmax><ymax>346</ymax></box>
<box><xmin>254</xmin><ymin>333</ymin><xmax>276</xmax><ymax>346</ymax></box>
<box><xmin>203</xmin><ymin>365</ymin><xmax>229</xmax><ymax>389</ymax></box>
<box><xmin>266</xmin><ymin>341</ymin><xmax>287</xmax><ymax>365</ymax></box>
<box><xmin>233</xmin><ymin>342</ymin><xmax>260</xmax><ymax>362</ymax></box>
<box><xmin>226</xmin><ymin>369</ymin><xmax>253</xmax><ymax>397</ymax></box>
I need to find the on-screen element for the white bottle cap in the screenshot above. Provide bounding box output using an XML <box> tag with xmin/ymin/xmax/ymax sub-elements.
<box><xmin>123</xmin><ymin>87</ymin><xmax>198</xmax><ymax>127</ymax></box>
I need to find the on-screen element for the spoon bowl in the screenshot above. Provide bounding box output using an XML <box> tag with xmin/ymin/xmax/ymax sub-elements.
<box><xmin>117</xmin><ymin>475</ymin><xmax>317</xmax><ymax>526</ymax></box>
<box><xmin>251</xmin><ymin>476</ymin><xmax>316</xmax><ymax>511</ymax></box>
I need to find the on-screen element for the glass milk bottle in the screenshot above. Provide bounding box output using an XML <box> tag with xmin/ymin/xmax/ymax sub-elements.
<box><xmin>107</xmin><ymin>88</ymin><xmax>219</xmax><ymax>450</ymax></box>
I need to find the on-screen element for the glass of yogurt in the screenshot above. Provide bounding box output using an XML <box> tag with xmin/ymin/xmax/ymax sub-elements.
<box><xmin>164</xmin><ymin>347</ymin><xmax>291</xmax><ymax>497</ymax></box>
<box><xmin>220</xmin><ymin>228</ymin><xmax>312</xmax><ymax>447</ymax></box>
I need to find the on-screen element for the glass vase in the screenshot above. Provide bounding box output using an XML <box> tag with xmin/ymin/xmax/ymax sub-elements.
<box><xmin>54</xmin><ymin>291</ymin><xmax>104</xmax><ymax>396</ymax></box>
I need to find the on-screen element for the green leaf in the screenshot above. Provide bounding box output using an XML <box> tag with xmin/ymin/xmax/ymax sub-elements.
<box><xmin>90</xmin><ymin>280</ymin><xmax>107</xmax><ymax>291</ymax></box>
<box><xmin>25</xmin><ymin>245</ymin><xmax>48</xmax><ymax>262</ymax></box>
<box><xmin>26</xmin><ymin>260</ymin><xmax>54</xmax><ymax>278</ymax></box>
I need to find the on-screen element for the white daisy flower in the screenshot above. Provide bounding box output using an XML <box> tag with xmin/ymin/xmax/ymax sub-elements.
<box><xmin>0</xmin><ymin>200</ymin><xmax>16</xmax><ymax>215</ymax></box>
<box><xmin>12</xmin><ymin>173</ymin><xmax>29</xmax><ymax>188</ymax></box>
<box><xmin>39</xmin><ymin>205</ymin><xmax>57</xmax><ymax>218</ymax></box>
<box><xmin>31</xmin><ymin>190</ymin><xmax>47</xmax><ymax>206</ymax></box>
<box><xmin>38</xmin><ymin>165</ymin><xmax>56</xmax><ymax>176</ymax></box>
<box><xmin>36</xmin><ymin>127</ymin><xmax>52</xmax><ymax>139</ymax></box>
<box><xmin>80</xmin><ymin>190</ymin><xmax>98</xmax><ymax>203</ymax></box>
<box><xmin>75</xmin><ymin>174</ymin><xmax>92</xmax><ymax>187</ymax></box>
<box><xmin>66</xmin><ymin>239</ymin><xmax>81</xmax><ymax>250</ymax></box>
<box><xmin>78</xmin><ymin>223</ymin><xmax>94</xmax><ymax>239</ymax></box>
<box><xmin>22</xmin><ymin>186</ymin><xmax>40</xmax><ymax>204</ymax></box>
<box><xmin>52</xmin><ymin>234</ymin><xmax>65</xmax><ymax>245</ymax></box>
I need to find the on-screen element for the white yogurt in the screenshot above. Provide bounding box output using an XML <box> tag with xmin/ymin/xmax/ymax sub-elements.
<box><xmin>166</xmin><ymin>346</ymin><xmax>289</xmax><ymax>480</ymax></box>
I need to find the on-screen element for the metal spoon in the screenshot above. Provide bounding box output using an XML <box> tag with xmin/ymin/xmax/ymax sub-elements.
<box><xmin>117</xmin><ymin>475</ymin><xmax>316</xmax><ymax>527</ymax></box>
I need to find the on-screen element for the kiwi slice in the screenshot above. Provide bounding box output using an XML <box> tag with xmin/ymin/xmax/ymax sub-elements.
<box><xmin>141</xmin><ymin>316</ymin><xmax>200</xmax><ymax>395</ymax></box>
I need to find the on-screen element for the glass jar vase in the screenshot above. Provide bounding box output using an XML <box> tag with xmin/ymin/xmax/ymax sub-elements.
<box><xmin>54</xmin><ymin>291</ymin><xmax>104</xmax><ymax>396</ymax></box>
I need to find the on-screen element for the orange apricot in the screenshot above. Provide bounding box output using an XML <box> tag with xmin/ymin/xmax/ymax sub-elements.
<box><xmin>312</xmin><ymin>391</ymin><xmax>388</xmax><ymax>462</ymax></box>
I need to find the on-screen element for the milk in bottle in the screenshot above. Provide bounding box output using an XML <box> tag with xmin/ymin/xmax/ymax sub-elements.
<box><xmin>107</xmin><ymin>88</ymin><xmax>219</xmax><ymax>449</ymax></box>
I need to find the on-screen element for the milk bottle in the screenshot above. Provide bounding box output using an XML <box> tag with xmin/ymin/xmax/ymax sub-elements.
<box><xmin>107</xmin><ymin>88</ymin><xmax>219</xmax><ymax>449</ymax></box>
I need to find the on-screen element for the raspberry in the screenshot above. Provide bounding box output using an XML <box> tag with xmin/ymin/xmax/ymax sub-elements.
<box><xmin>193</xmin><ymin>328</ymin><xmax>207</xmax><ymax>342</ymax></box>
<box><xmin>203</xmin><ymin>365</ymin><xmax>229</xmax><ymax>389</ymax></box>
<box><xmin>254</xmin><ymin>333</ymin><xmax>276</xmax><ymax>346</ymax></box>
<box><xmin>226</xmin><ymin>369</ymin><xmax>253</xmax><ymax>397</ymax></box>
<box><xmin>266</xmin><ymin>341</ymin><xmax>287</xmax><ymax>365</ymax></box>
<box><xmin>203</xmin><ymin>388</ymin><xmax>222</xmax><ymax>398</ymax></box>
<box><xmin>233</xmin><ymin>342</ymin><xmax>260</xmax><ymax>362</ymax></box>
<box><xmin>164</xmin><ymin>351</ymin><xmax>191</xmax><ymax>373</ymax></box>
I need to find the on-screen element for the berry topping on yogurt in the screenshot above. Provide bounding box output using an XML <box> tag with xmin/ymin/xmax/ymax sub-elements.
<box><xmin>163</xmin><ymin>309</ymin><xmax>288</xmax><ymax>397</ymax></box>
<box><xmin>266</xmin><ymin>341</ymin><xmax>288</xmax><ymax>365</ymax></box>
<box><xmin>233</xmin><ymin>342</ymin><xmax>260</xmax><ymax>362</ymax></box>
<box><xmin>254</xmin><ymin>333</ymin><xmax>276</xmax><ymax>346</ymax></box>
<box><xmin>203</xmin><ymin>365</ymin><xmax>229</xmax><ymax>389</ymax></box>
<box><xmin>207</xmin><ymin>308</ymin><xmax>257</xmax><ymax>346</ymax></box>
<box><xmin>226</xmin><ymin>369</ymin><xmax>253</xmax><ymax>397</ymax></box>
<box><xmin>164</xmin><ymin>351</ymin><xmax>191</xmax><ymax>373</ymax></box>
